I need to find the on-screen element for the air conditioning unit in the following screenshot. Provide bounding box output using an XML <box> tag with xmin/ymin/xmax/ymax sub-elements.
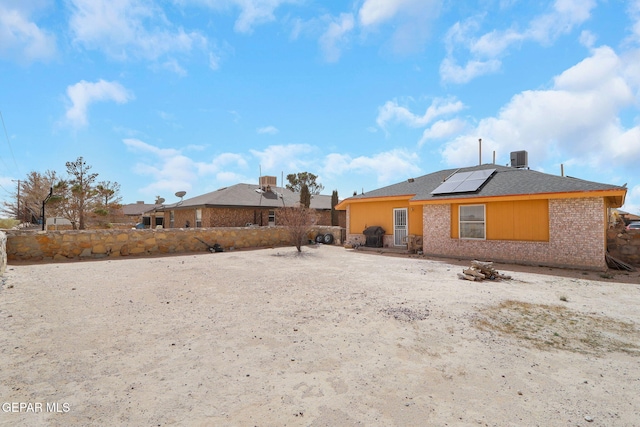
<box><xmin>510</xmin><ymin>150</ymin><xmax>528</xmax><ymax>168</ymax></box>
<box><xmin>259</xmin><ymin>175</ymin><xmax>277</xmax><ymax>190</ymax></box>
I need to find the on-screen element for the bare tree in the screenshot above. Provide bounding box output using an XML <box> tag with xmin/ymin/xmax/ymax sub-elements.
<box><xmin>1</xmin><ymin>170</ymin><xmax>59</xmax><ymax>223</ymax></box>
<box><xmin>277</xmin><ymin>206</ymin><xmax>316</xmax><ymax>252</ymax></box>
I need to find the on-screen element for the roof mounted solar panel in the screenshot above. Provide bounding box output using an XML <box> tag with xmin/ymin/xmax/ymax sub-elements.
<box><xmin>431</xmin><ymin>168</ymin><xmax>496</xmax><ymax>195</ymax></box>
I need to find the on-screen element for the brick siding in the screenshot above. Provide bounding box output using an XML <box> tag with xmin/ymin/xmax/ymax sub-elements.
<box><xmin>422</xmin><ymin>197</ymin><xmax>607</xmax><ymax>270</ymax></box>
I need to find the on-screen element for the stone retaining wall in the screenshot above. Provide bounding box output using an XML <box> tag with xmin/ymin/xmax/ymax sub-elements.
<box><xmin>0</xmin><ymin>232</ymin><xmax>6</xmax><ymax>275</ymax></box>
<box><xmin>607</xmin><ymin>226</ymin><xmax>640</xmax><ymax>267</ymax></box>
<box><xmin>5</xmin><ymin>226</ymin><xmax>342</xmax><ymax>263</ymax></box>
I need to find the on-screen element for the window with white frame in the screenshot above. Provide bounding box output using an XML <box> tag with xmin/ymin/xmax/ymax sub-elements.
<box><xmin>196</xmin><ymin>209</ymin><xmax>202</xmax><ymax>228</ymax></box>
<box><xmin>459</xmin><ymin>204</ymin><xmax>485</xmax><ymax>239</ymax></box>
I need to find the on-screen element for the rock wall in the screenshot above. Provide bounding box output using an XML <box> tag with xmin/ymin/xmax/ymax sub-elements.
<box><xmin>0</xmin><ymin>232</ymin><xmax>6</xmax><ymax>275</ymax></box>
<box><xmin>607</xmin><ymin>226</ymin><xmax>640</xmax><ymax>267</ymax></box>
<box><xmin>5</xmin><ymin>226</ymin><xmax>342</xmax><ymax>263</ymax></box>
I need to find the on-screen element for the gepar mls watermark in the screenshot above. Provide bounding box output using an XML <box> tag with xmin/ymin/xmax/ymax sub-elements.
<box><xmin>2</xmin><ymin>402</ymin><xmax>70</xmax><ymax>413</ymax></box>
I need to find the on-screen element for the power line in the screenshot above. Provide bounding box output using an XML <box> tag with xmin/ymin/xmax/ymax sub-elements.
<box><xmin>0</xmin><ymin>110</ymin><xmax>21</xmax><ymax>176</ymax></box>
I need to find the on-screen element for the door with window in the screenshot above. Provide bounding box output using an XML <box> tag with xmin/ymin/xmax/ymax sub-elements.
<box><xmin>393</xmin><ymin>208</ymin><xmax>408</xmax><ymax>246</ymax></box>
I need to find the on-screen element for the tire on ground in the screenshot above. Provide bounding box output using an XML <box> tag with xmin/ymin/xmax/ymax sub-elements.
<box><xmin>323</xmin><ymin>233</ymin><xmax>334</xmax><ymax>244</ymax></box>
<box><xmin>315</xmin><ymin>234</ymin><xmax>325</xmax><ymax>243</ymax></box>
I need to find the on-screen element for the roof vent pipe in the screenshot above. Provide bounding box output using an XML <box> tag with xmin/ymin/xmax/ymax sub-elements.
<box><xmin>493</xmin><ymin>150</ymin><xmax>496</xmax><ymax>165</ymax></box>
<box><xmin>561</xmin><ymin>164</ymin><xmax>564</xmax><ymax>177</ymax></box>
<box><xmin>478</xmin><ymin>138</ymin><xmax>482</xmax><ymax>165</ymax></box>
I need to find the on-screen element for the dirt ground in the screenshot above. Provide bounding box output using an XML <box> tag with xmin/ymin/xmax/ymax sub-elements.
<box><xmin>1</xmin><ymin>245</ymin><xmax>639</xmax><ymax>426</ymax></box>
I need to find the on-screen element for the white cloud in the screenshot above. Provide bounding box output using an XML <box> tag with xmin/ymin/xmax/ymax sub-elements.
<box><xmin>439</xmin><ymin>57</ymin><xmax>501</xmax><ymax>84</ymax></box>
<box><xmin>376</xmin><ymin>97</ymin><xmax>466</xmax><ymax>130</ymax></box>
<box><xmin>441</xmin><ymin>0</ymin><xmax>597</xmax><ymax>83</ymax></box>
<box><xmin>177</xmin><ymin>0</ymin><xmax>296</xmax><ymax>34</ymax></box>
<box><xmin>322</xmin><ymin>149</ymin><xmax>421</xmax><ymax>185</ymax></box>
<box><xmin>124</xmin><ymin>138</ymin><xmax>249</xmax><ymax>197</ymax></box>
<box><xmin>358</xmin><ymin>0</ymin><xmax>441</xmax><ymax>55</ymax></box>
<box><xmin>250</xmin><ymin>144</ymin><xmax>316</xmax><ymax>171</ymax></box>
<box><xmin>257</xmin><ymin>125</ymin><xmax>279</xmax><ymax>135</ymax></box>
<box><xmin>68</xmin><ymin>0</ymin><xmax>208</xmax><ymax>67</ymax></box>
<box><xmin>418</xmin><ymin>118</ymin><xmax>468</xmax><ymax>147</ymax></box>
<box><xmin>0</xmin><ymin>3</ymin><xmax>56</xmax><ymax>63</ymax></box>
<box><xmin>162</xmin><ymin>59</ymin><xmax>188</xmax><ymax>76</ymax></box>
<box><xmin>624</xmin><ymin>184</ymin><xmax>640</xmax><ymax>216</ymax></box>
<box><xmin>440</xmin><ymin>46</ymin><xmax>640</xmax><ymax>173</ymax></box>
<box><xmin>319</xmin><ymin>13</ymin><xmax>354</xmax><ymax>62</ymax></box>
<box><xmin>197</xmin><ymin>153</ymin><xmax>248</xmax><ymax>175</ymax></box>
<box><xmin>65</xmin><ymin>79</ymin><xmax>134</xmax><ymax>128</ymax></box>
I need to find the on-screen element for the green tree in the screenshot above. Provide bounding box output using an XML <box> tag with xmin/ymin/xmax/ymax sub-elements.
<box><xmin>94</xmin><ymin>181</ymin><xmax>122</xmax><ymax>224</ymax></box>
<box><xmin>286</xmin><ymin>172</ymin><xmax>324</xmax><ymax>195</ymax></box>
<box><xmin>330</xmin><ymin>189</ymin><xmax>339</xmax><ymax>226</ymax></box>
<box><xmin>53</xmin><ymin>157</ymin><xmax>99</xmax><ymax>230</ymax></box>
<box><xmin>299</xmin><ymin>183</ymin><xmax>311</xmax><ymax>208</ymax></box>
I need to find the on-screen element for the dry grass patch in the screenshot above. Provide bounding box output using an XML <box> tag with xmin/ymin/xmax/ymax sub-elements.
<box><xmin>475</xmin><ymin>300</ymin><xmax>640</xmax><ymax>355</ymax></box>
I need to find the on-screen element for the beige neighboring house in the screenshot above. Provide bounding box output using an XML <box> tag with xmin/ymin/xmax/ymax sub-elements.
<box><xmin>150</xmin><ymin>176</ymin><xmax>345</xmax><ymax>229</ymax></box>
<box><xmin>45</xmin><ymin>217</ymin><xmax>73</xmax><ymax>231</ymax></box>
<box><xmin>122</xmin><ymin>201</ymin><xmax>162</xmax><ymax>228</ymax></box>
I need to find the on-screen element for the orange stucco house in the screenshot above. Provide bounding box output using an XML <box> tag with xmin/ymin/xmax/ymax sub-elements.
<box><xmin>336</xmin><ymin>162</ymin><xmax>626</xmax><ymax>271</ymax></box>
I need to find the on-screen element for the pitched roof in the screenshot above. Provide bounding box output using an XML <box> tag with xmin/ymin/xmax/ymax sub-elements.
<box><xmin>122</xmin><ymin>202</ymin><xmax>159</xmax><ymax>216</ymax></box>
<box><xmin>157</xmin><ymin>183</ymin><xmax>333</xmax><ymax>210</ymax></box>
<box><xmin>341</xmin><ymin>164</ymin><xmax>626</xmax><ymax>205</ymax></box>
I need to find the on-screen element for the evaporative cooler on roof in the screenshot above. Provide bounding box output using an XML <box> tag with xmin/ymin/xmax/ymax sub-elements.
<box><xmin>430</xmin><ymin>168</ymin><xmax>496</xmax><ymax>195</ymax></box>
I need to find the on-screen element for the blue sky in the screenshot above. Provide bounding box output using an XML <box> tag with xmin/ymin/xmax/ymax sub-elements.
<box><xmin>1</xmin><ymin>0</ymin><xmax>639</xmax><ymax>214</ymax></box>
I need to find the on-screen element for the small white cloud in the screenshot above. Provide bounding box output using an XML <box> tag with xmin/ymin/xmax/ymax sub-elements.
<box><xmin>68</xmin><ymin>0</ymin><xmax>209</xmax><ymax>63</ymax></box>
<box><xmin>65</xmin><ymin>79</ymin><xmax>134</xmax><ymax>128</ymax></box>
<box><xmin>257</xmin><ymin>125</ymin><xmax>279</xmax><ymax>135</ymax></box>
<box><xmin>418</xmin><ymin>119</ymin><xmax>468</xmax><ymax>147</ymax></box>
<box><xmin>358</xmin><ymin>0</ymin><xmax>441</xmax><ymax>55</ymax></box>
<box><xmin>323</xmin><ymin>149</ymin><xmax>421</xmax><ymax>185</ymax></box>
<box><xmin>579</xmin><ymin>30</ymin><xmax>597</xmax><ymax>48</ymax></box>
<box><xmin>162</xmin><ymin>58</ymin><xmax>187</xmax><ymax>76</ymax></box>
<box><xmin>376</xmin><ymin>97</ymin><xmax>466</xmax><ymax>130</ymax></box>
<box><xmin>250</xmin><ymin>144</ymin><xmax>316</xmax><ymax>171</ymax></box>
<box><xmin>0</xmin><ymin>3</ymin><xmax>57</xmax><ymax>63</ymax></box>
<box><xmin>439</xmin><ymin>57</ymin><xmax>502</xmax><ymax>84</ymax></box>
<box><xmin>319</xmin><ymin>13</ymin><xmax>354</xmax><ymax>63</ymax></box>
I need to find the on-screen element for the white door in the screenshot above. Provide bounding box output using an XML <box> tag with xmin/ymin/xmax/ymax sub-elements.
<box><xmin>394</xmin><ymin>208</ymin><xmax>408</xmax><ymax>246</ymax></box>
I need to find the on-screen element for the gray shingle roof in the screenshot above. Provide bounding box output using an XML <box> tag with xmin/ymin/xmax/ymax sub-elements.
<box><xmin>122</xmin><ymin>203</ymin><xmax>159</xmax><ymax>216</ymax></box>
<box><xmin>157</xmin><ymin>183</ymin><xmax>333</xmax><ymax>210</ymax></box>
<box><xmin>347</xmin><ymin>164</ymin><xmax>625</xmax><ymax>202</ymax></box>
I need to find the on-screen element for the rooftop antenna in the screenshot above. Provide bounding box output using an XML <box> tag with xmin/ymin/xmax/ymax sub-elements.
<box><xmin>175</xmin><ymin>191</ymin><xmax>186</xmax><ymax>206</ymax></box>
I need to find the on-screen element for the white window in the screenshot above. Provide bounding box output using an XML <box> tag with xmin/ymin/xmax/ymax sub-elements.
<box><xmin>459</xmin><ymin>205</ymin><xmax>485</xmax><ymax>239</ymax></box>
<box><xmin>196</xmin><ymin>209</ymin><xmax>202</xmax><ymax>228</ymax></box>
<box><xmin>170</xmin><ymin>211</ymin><xmax>175</xmax><ymax>228</ymax></box>
<box><xmin>268</xmin><ymin>210</ymin><xmax>275</xmax><ymax>226</ymax></box>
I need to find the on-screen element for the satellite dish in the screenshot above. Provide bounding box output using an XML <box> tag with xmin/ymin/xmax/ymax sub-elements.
<box><xmin>175</xmin><ymin>191</ymin><xmax>186</xmax><ymax>199</ymax></box>
<box><xmin>157</xmin><ymin>198</ymin><xmax>165</xmax><ymax>204</ymax></box>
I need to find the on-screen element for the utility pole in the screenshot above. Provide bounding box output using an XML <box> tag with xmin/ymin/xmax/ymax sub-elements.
<box><xmin>11</xmin><ymin>179</ymin><xmax>20</xmax><ymax>222</ymax></box>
